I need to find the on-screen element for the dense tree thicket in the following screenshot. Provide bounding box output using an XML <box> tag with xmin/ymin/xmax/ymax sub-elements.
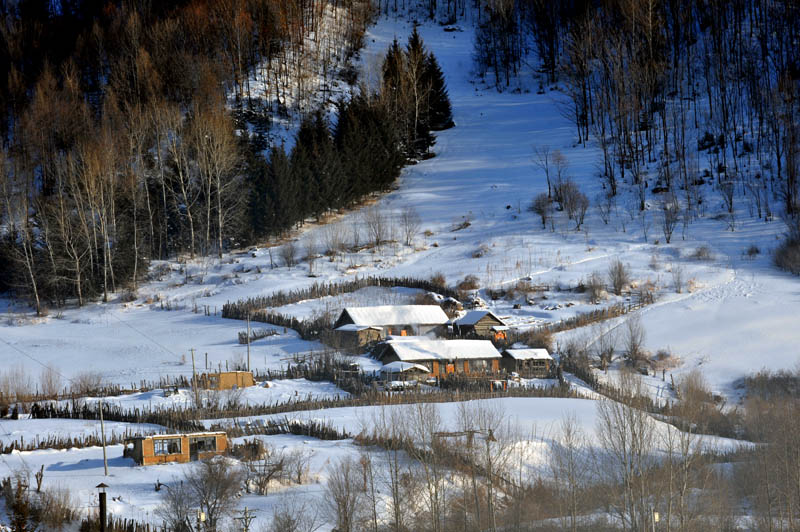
<box><xmin>0</xmin><ymin>4</ymin><xmax>452</xmax><ymax>313</ymax></box>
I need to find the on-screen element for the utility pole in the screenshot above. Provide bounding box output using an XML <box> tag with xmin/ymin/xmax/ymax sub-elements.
<box><xmin>191</xmin><ymin>348</ymin><xmax>199</xmax><ymax>407</ymax></box>
<box><xmin>234</xmin><ymin>507</ymin><xmax>256</xmax><ymax>532</ymax></box>
<box><xmin>246</xmin><ymin>313</ymin><xmax>251</xmax><ymax>372</ymax></box>
<box><xmin>99</xmin><ymin>400</ymin><xmax>108</xmax><ymax>476</ymax></box>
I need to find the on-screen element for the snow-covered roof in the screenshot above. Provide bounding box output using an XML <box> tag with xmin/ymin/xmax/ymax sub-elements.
<box><xmin>503</xmin><ymin>348</ymin><xmax>552</xmax><ymax>361</ymax></box>
<box><xmin>342</xmin><ymin>305</ymin><xmax>449</xmax><ymax>327</ymax></box>
<box><xmin>384</xmin><ymin>338</ymin><xmax>501</xmax><ymax>362</ymax></box>
<box><xmin>127</xmin><ymin>431</ymin><xmax>226</xmax><ymax>441</ymax></box>
<box><xmin>381</xmin><ymin>361</ymin><xmax>430</xmax><ymax>373</ymax></box>
<box><xmin>454</xmin><ymin>310</ymin><xmax>506</xmax><ymax>326</ymax></box>
<box><xmin>335</xmin><ymin>324</ymin><xmax>383</xmax><ymax>332</ymax></box>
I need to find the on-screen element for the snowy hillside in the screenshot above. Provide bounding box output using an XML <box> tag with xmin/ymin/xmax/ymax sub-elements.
<box><xmin>2</xmin><ymin>14</ymin><xmax>796</xmax><ymax>400</ymax></box>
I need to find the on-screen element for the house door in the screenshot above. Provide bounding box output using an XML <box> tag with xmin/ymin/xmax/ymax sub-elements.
<box><xmin>446</xmin><ymin>363</ymin><xmax>455</xmax><ymax>374</ymax></box>
<box><xmin>189</xmin><ymin>439</ymin><xmax>198</xmax><ymax>461</ymax></box>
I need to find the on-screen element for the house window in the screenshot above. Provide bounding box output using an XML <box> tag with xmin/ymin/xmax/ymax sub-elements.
<box><xmin>154</xmin><ymin>438</ymin><xmax>182</xmax><ymax>455</ymax></box>
<box><xmin>190</xmin><ymin>436</ymin><xmax>217</xmax><ymax>453</ymax></box>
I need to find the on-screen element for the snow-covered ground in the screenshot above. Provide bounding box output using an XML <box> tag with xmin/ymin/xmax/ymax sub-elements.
<box><xmin>0</xmin><ymin>8</ymin><xmax>797</xmax><ymax>529</ymax></box>
<box><xmin>4</xmin><ymin>14</ymin><xmax>794</xmax><ymax>400</ymax></box>
<box><xmin>0</xmin><ymin>397</ymin><xmax>746</xmax><ymax>528</ymax></box>
<box><xmin>0</xmin><ymin>418</ymin><xmax>164</xmax><ymax>448</ymax></box>
<box><xmin>67</xmin><ymin>379</ymin><xmax>349</xmax><ymax>412</ymax></box>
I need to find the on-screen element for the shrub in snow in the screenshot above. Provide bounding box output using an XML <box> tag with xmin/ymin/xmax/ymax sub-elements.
<box><xmin>457</xmin><ymin>274</ymin><xmax>480</xmax><ymax>291</ymax></box>
<box><xmin>775</xmin><ymin>238</ymin><xmax>800</xmax><ymax>275</ymax></box>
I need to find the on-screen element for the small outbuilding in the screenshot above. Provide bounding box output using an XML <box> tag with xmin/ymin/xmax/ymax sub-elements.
<box><xmin>199</xmin><ymin>371</ymin><xmax>255</xmax><ymax>390</ymax></box>
<box><xmin>124</xmin><ymin>432</ymin><xmax>228</xmax><ymax>466</ymax></box>
<box><xmin>501</xmin><ymin>348</ymin><xmax>552</xmax><ymax>378</ymax></box>
<box><xmin>332</xmin><ymin>324</ymin><xmax>384</xmax><ymax>350</ymax></box>
<box><xmin>453</xmin><ymin>310</ymin><xmax>509</xmax><ymax>341</ymax></box>
<box><xmin>373</xmin><ymin>337</ymin><xmax>503</xmax><ymax>377</ymax></box>
<box><xmin>380</xmin><ymin>361</ymin><xmax>430</xmax><ymax>382</ymax></box>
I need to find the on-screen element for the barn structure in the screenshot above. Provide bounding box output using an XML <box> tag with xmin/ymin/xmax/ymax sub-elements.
<box><xmin>199</xmin><ymin>371</ymin><xmax>254</xmax><ymax>390</ymax></box>
<box><xmin>373</xmin><ymin>337</ymin><xmax>502</xmax><ymax>377</ymax></box>
<box><xmin>333</xmin><ymin>305</ymin><xmax>449</xmax><ymax>347</ymax></box>
<box><xmin>453</xmin><ymin>310</ymin><xmax>509</xmax><ymax>341</ymax></box>
<box><xmin>123</xmin><ymin>432</ymin><xmax>228</xmax><ymax>466</ymax></box>
<box><xmin>501</xmin><ymin>348</ymin><xmax>553</xmax><ymax>377</ymax></box>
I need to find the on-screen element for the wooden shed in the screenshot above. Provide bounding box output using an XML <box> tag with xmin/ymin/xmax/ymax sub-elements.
<box><xmin>123</xmin><ymin>432</ymin><xmax>228</xmax><ymax>466</ymax></box>
<box><xmin>332</xmin><ymin>324</ymin><xmax>384</xmax><ymax>349</ymax></box>
<box><xmin>199</xmin><ymin>371</ymin><xmax>254</xmax><ymax>390</ymax></box>
<box><xmin>501</xmin><ymin>348</ymin><xmax>553</xmax><ymax>378</ymax></box>
<box><xmin>453</xmin><ymin>310</ymin><xmax>509</xmax><ymax>341</ymax></box>
<box><xmin>374</xmin><ymin>338</ymin><xmax>502</xmax><ymax>378</ymax></box>
<box><xmin>380</xmin><ymin>361</ymin><xmax>430</xmax><ymax>382</ymax></box>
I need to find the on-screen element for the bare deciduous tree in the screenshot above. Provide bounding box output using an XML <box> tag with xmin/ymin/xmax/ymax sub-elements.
<box><xmin>595</xmin><ymin>373</ymin><xmax>657</xmax><ymax>531</ymax></box>
<box><xmin>156</xmin><ymin>457</ymin><xmax>243</xmax><ymax>532</ymax></box>
<box><xmin>280</xmin><ymin>240</ymin><xmax>298</xmax><ymax>268</ymax></box>
<box><xmin>585</xmin><ymin>272</ymin><xmax>605</xmax><ymax>304</ymax></box>
<box><xmin>532</xmin><ymin>145</ymin><xmax>554</xmax><ymax>198</ymax></box>
<box><xmin>623</xmin><ymin>316</ymin><xmax>647</xmax><ymax>365</ymax></box>
<box><xmin>607</xmin><ymin>259</ymin><xmax>630</xmax><ymax>296</ymax></box>
<box><xmin>593</xmin><ymin>325</ymin><xmax>617</xmax><ymax>371</ymax></box>
<box><xmin>39</xmin><ymin>364</ymin><xmax>62</xmax><ymax>398</ymax></box>
<box><xmin>304</xmin><ymin>236</ymin><xmax>318</xmax><ymax>275</ymax></box>
<box><xmin>325</xmin><ymin>456</ymin><xmax>362</xmax><ymax>532</ymax></box>
<box><xmin>529</xmin><ymin>192</ymin><xmax>553</xmax><ymax>229</ymax></box>
<box><xmin>322</xmin><ymin>223</ymin><xmax>346</xmax><ymax>259</ymax></box>
<box><xmin>363</xmin><ymin>206</ymin><xmax>386</xmax><ymax>248</ymax></box>
<box><xmin>560</xmin><ymin>179</ymin><xmax>590</xmax><ymax>230</ymax></box>
<box><xmin>269</xmin><ymin>496</ymin><xmax>323</xmax><ymax>532</ymax></box>
<box><xmin>670</xmin><ymin>263</ymin><xmax>684</xmax><ymax>293</ymax></box>
<box><xmin>550</xmin><ymin>413</ymin><xmax>591</xmax><ymax>532</ymax></box>
<box><xmin>400</xmin><ymin>205</ymin><xmax>422</xmax><ymax>246</ymax></box>
<box><xmin>660</xmin><ymin>195</ymin><xmax>680</xmax><ymax>243</ymax></box>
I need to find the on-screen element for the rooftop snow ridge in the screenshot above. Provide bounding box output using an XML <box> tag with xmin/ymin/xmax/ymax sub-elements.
<box><xmin>342</xmin><ymin>305</ymin><xmax>449</xmax><ymax>326</ymax></box>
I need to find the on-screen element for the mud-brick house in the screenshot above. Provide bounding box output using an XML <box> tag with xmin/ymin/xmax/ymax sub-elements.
<box><xmin>124</xmin><ymin>432</ymin><xmax>227</xmax><ymax>466</ymax></box>
<box><xmin>333</xmin><ymin>305</ymin><xmax>449</xmax><ymax>348</ymax></box>
<box><xmin>373</xmin><ymin>337</ymin><xmax>503</xmax><ymax>378</ymax></box>
<box><xmin>453</xmin><ymin>310</ymin><xmax>509</xmax><ymax>341</ymax></box>
<box><xmin>199</xmin><ymin>371</ymin><xmax>254</xmax><ymax>390</ymax></box>
<box><xmin>501</xmin><ymin>348</ymin><xmax>552</xmax><ymax>377</ymax></box>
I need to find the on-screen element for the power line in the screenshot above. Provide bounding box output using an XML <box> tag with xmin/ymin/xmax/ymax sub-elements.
<box><xmin>107</xmin><ymin>312</ymin><xmax>184</xmax><ymax>360</ymax></box>
<box><xmin>0</xmin><ymin>336</ymin><xmax>77</xmax><ymax>386</ymax></box>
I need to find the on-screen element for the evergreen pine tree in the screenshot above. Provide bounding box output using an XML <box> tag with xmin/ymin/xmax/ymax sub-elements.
<box><xmin>424</xmin><ymin>53</ymin><xmax>454</xmax><ymax>131</ymax></box>
<box><xmin>246</xmin><ymin>143</ymin><xmax>271</xmax><ymax>240</ymax></box>
<box><xmin>268</xmin><ymin>144</ymin><xmax>293</xmax><ymax>234</ymax></box>
<box><xmin>291</xmin><ymin>118</ymin><xmax>317</xmax><ymax>224</ymax></box>
<box><xmin>334</xmin><ymin>98</ymin><xmax>367</xmax><ymax>204</ymax></box>
<box><xmin>405</xmin><ymin>28</ymin><xmax>435</xmax><ymax>157</ymax></box>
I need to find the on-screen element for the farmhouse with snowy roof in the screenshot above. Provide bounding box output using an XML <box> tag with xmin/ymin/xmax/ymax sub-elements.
<box><xmin>501</xmin><ymin>348</ymin><xmax>553</xmax><ymax>378</ymax></box>
<box><xmin>333</xmin><ymin>305</ymin><xmax>449</xmax><ymax>348</ymax></box>
<box><xmin>452</xmin><ymin>310</ymin><xmax>509</xmax><ymax>341</ymax></box>
<box><xmin>373</xmin><ymin>337</ymin><xmax>502</xmax><ymax>378</ymax></box>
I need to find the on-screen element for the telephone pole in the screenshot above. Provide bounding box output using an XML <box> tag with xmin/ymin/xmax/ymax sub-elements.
<box><xmin>246</xmin><ymin>313</ymin><xmax>251</xmax><ymax>372</ymax></box>
<box><xmin>99</xmin><ymin>399</ymin><xmax>108</xmax><ymax>476</ymax></box>
<box><xmin>191</xmin><ymin>348</ymin><xmax>199</xmax><ymax>407</ymax></box>
<box><xmin>234</xmin><ymin>507</ymin><xmax>256</xmax><ymax>532</ymax></box>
